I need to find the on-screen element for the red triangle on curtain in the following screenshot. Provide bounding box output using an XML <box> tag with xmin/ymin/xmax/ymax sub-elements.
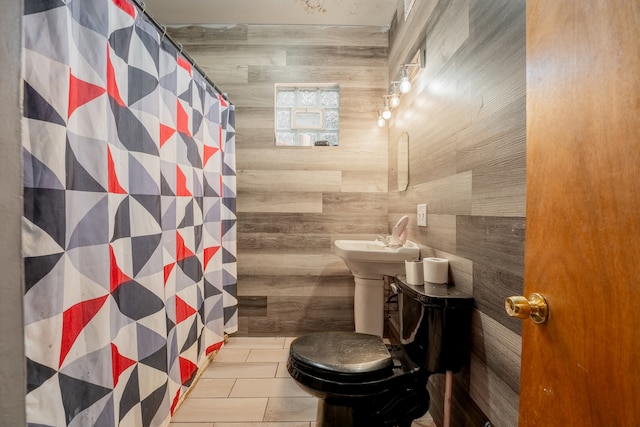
<box><xmin>175</xmin><ymin>296</ymin><xmax>197</xmax><ymax>324</ymax></box>
<box><xmin>59</xmin><ymin>295</ymin><xmax>109</xmax><ymax>368</ymax></box>
<box><xmin>111</xmin><ymin>343</ymin><xmax>136</xmax><ymax>387</ymax></box>
<box><xmin>176</xmin><ymin>231</ymin><xmax>195</xmax><ymax>262</ymax></box>
<box><xmin>203</xmin><ymin>246</ymin><xmax>220</xmax><ymax>270</ymax></box>
<box><xmin>203</xmin><ymin>145</ymin><xmax>219</xmax><ymax>167</ymax></box>
<box><xmin>175</xmin><ymin>165</ymin><xmax>192</xmax><ymax>197</ymax></box>
<box><xmin>179</xmin><ymin>356</ymin><xmax>197</xmax><ymax>385</ymax></box>
<box><xmin>107</xmin><ymin>48</ymin><xmax>126</xmax><ymax>107</ymax></box>
<box><xmin>218</xmin><ymin>93</ymin><xmax>228</xmax><ymax>108</ymax></box>
<box><xmin>170</xmin><ymin>390</ymin><xmax>181</xmax><ymax>415</ymax></box>
<box><xmin>163</xmin><ymin>263</ymin><xmax>175</xmax><ymax>286</ymax></box>
<box><xmin>68</xmin><ymin>73</ymin><xmax>106</xmax><ymax>118</ymax></box>
<box><xmin>160</xmin><ymin>124</ymin><xmax>176</xmax><ymax>147</ymax></box>
<box><xmin>110</xmin><ymin>245</ymin><xmax>133</xmax><ymax>293</ymax></box>
<box><xmin>177</xmin><ymin>57</ymin><xmax>192</xmax><ymax>75</ymax></box>
<box><xmin>176</xmin><ymin>101</ymin><xmax>191</xmax><ymax>137</ymax></box>
<box><xmin>107</xmin><ymin>147</ymin><xmax>128</xmax><ymax>194</ymax></box>
<box><xmin>206</xmin><ymin>341</ymin><xmax>224</xmax><ymax>356</ymax></box>
<box><xmin>112</xmin><ymin>0</ymin><xmax>136</xmax><ymax>19</ymax></box>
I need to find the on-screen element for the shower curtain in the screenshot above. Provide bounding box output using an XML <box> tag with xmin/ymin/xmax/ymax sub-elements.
<box><xmin>22</xmin><ymin>0</ymin><xmax>237</xmax><ymax>425</ymax></box>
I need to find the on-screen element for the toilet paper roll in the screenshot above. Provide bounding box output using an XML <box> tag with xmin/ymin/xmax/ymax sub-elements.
<box><xmin>405</xmin><ymin>260</ymin><xmax>424</xmax><ymax>285</ymax></box>
<box><xmin>423</xmin><ymin>258</ymin><xmax>449</xmax><ymax>284</ymax></box>
<box><xmin>298</xmin><ymin>134</ymin><xmax>312</xmax><ymax>146</ymax></box>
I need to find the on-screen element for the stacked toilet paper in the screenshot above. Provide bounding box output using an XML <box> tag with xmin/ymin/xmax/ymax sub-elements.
<box><xmin>405</xmin><ymin>258</ymin><xmax>449</xmax><ymax>285</ymax></box>
<box><xmin>422</xmin><ymin>258</ymin><xmax>449</xmax><ymax>284</ymax></box>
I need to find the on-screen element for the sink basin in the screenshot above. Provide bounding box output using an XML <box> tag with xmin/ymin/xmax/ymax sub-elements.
<box><xmin>334</xmin><ymin>239</ymin><xmax>420</xmax><ymax>279</ymax></box>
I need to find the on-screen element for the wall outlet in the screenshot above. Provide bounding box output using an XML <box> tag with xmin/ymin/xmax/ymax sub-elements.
<box><xmin>417</xmin><ymin>203</ymin><xmax>427</xmax><ymax>227</ymax></box>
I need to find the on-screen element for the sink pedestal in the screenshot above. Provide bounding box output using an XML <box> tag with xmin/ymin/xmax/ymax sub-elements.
<box><xmin>353</xmin><ymin>278</ymin><xmax>385</xmax><ymax>336</ymax></box>
<box><xmin>333</xmin><ymin>239</ymin><xmax>420</xmax><ymax>338</ymax></box>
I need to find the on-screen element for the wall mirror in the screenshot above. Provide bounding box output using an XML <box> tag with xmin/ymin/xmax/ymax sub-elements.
<box><xmin>397</xmin><ymin>132</ymin><xmax>409</xmax><ymax>191</ymax></box>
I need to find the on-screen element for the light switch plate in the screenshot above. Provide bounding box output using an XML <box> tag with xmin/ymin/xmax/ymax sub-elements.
<box><xmin>417</xmin><ymin>203</ymin><xmax>427</xmax><ymax>227</ymax></box>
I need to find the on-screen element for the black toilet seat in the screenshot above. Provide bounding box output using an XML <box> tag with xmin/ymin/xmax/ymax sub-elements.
<box><xmin>289</xmin><ymin>331</ymin><xmax>393</xmax><ymax>378</ymax></box>
<box><xmin>287</xmin><ymin>331</ymin><xmax>427</xmax><ymax>410</ymax></box>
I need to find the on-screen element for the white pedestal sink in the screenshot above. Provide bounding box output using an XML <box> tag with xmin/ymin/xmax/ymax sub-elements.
<box><xmin>334</xmin><ymin>239</ymin><xmax>420</xmax><ymax>336</ymax></box>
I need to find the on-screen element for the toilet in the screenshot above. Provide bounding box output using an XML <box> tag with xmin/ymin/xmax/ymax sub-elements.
<box><xmin>287</xmin><ymin>278</ymin><xmax>473</xmax><ymax>427</ymax></box>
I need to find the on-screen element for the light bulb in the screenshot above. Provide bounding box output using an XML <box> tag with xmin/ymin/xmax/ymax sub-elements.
<box><xmin>389</xmin><ymin>93</ymin><xmax>400</xmax><ymax>108</ymax></box>
<box><xmin>377</xmin><ymin>116</ymin><xmax>386</xmax><ymax>127</ymax></box>
<box><xmin>399</xmin><ymin>77</ymin><xmax>411</xmax><ymax>94</ymax></box>
<box><xmin>382</xmin><ymin>108</ymin><xmax>391</xmax><ymax>120</ymax></box>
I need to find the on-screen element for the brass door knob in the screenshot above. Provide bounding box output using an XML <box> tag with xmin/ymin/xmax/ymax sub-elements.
<box><xmin>505</xmin><ymin>293</ymin><xmax>548</xmax><ymax>324</ymax></box>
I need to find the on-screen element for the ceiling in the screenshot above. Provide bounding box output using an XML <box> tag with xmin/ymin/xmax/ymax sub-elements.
<box><xmin>143</xmin><ymin>0</ymin><xmax>398</xmax><ymax>27</ymax></box>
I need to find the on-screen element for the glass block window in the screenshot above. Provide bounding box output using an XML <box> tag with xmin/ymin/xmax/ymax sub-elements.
<box><xmin>275</xmin><ymin>83</ymin><xmax>340</xmax><ymax>146</ymax></box>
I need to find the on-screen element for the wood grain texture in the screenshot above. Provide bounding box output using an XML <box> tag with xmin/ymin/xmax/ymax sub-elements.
<box><xmin>456</xmin><ymin>215</ymin><xmax>525</xmax><ymax>277</ymax></box>
<box><xmin>469</xmin><ymin>355</ymin><xmax>520</xmax><ymax>427</ymax></box>
<box><xmin>236</xmin><ymin>191</ymin><xmax>323</xmax><ymax>213</ymax></box>
<box><xmin>236</xmin><ymin>170</ymin><xmax>342</xmax><ymax>192</ymax></box>
<box><xmin>237</xmin><ymin>253</ymin><xmax>347</xmax><ymax>277</ymax></box>
<box><xmin>471</xmin><ymin>310</ymin><xmax>522</xmax><ymax>393</ymax></box>
<box><xmin>238</xmin><ymin>232</ymin><xmax>331</xmax><ymax>252</ymax></box>
<box><xmin>388</xmin><ymin>0</ymin><xmax>526</xmax><ymax>424</ymax></box>
<box><xmin>521</xmin><ymin>1</ymin><xmax>640</xmax><ymax>424</ymax></box>
<box><xmin>247</xmin><ymin>25</ymin><xmax>389</xmax><ymax>47</ymax></box>
<box><xmin>472</xmin><ymin>263</ymin><xmax>523</xmax><ymax>334</ymax></box>
<box><xmin>238</xmin><ymin>275</ymin><xmax>354</xmax><ymax>297</ymax></box>
<box><xmin>388</xmin><ymin>171</ymin><xmax>472</xmax><ymax>214</ymax></box>
<box><xmin>246</xmin><ymin>296</ymin><xmax>355</xmax><ymax>336</ymax></box>
<box><xmin>428</xmin><ymin>367</ymin><xmax>490</xmax><ymax>427</ymax></box>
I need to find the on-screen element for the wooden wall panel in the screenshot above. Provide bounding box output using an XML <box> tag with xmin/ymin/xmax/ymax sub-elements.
<box><xmin>170</xmin><ymin>24</ymin><xmax>390</xmax><ymax>337</ymax></box>
<box><xmin>388</xmin><ymin>0</ymin><xmax>526</xmax><ymax>425</ymax></box>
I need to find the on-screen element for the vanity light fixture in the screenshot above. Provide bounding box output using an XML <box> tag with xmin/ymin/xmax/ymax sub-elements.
<box><xmin>375</xmin><ymin>48</ymin><xmax>424</xmax><ymax>126</ymax></box>
<box><xmin>382</xmin><ymin>98</ymin><xmax>392</xmax><ymax>120</ymax></box>
<box><xmin>397</xmin><ymin>52</ymin><xmax>424</xmax><ymax>94</ymax></box>
<box><xmin>399</xmin><ymin>66</ymin><xmax>412</xmax><ymax>94</ymax></box>
<box><xmin>389</xmin><ymin>84</ymin><xmax>401</xmax><ymax>108</ymax></box>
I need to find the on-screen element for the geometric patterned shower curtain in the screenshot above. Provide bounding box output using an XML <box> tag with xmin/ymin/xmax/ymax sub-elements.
<box><xmin>22</xmin><ymin>0</ymin><xmax>237</xmax><ymax>425</ymax></box>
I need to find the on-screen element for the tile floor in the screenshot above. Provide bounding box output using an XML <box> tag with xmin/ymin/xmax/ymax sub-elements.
<box><xmin>169</xmin><ymin>336</ymin><xmax>437</xmax><ymax>427</ymax></box>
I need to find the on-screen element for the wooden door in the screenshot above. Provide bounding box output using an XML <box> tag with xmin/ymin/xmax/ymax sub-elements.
<box><xmin>521</xmin><ymin>1</ymin><xmax>640</xmax><ymax>425</ymax></box>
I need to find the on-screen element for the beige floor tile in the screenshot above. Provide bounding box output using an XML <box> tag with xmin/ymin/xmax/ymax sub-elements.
<box><xmin>284</xmin><ymin>337</ymin><xmax>297</xmax><ymax>348</ymax></box>
<box><xmin>263</xmin><ymin>397</ymin><xmax>318</xmax><ymax>422</ymax></box>
<box><xmin>188</xmin><ymin>379</ymin><xmax>236</xmax><ymax>398</ymax></box>
<box><xmin>246</xmin><ymin>348</ymin><xmax>291</xmax><ymax>363</ymax></box>
<box><xmin>211</xmin><ymin>348</ymin><xmax>251</xmax><ymax>363</ymax></box>
<box><xmin>203</xmin><ymin>362</ymin><xmax>278</xmax><ymax>379</ymax></box>
<box><xmin>225</xmin><ymin>336</ymin><xmax>287</xmax><ymax>349</ymax></box>
<box><xmin>411</xmin><ymin>412</ymin><xmax>437</xmax><ymax>427</ymax></box>
<box><xmin>275</xmin><ymin>362</ymin><xmax>290</xmax><ymax>378</ymax></box>
<box><xmin>170</xmin><ymin>423</ymin><xmax>214</xmax><ymax>427</ymax></box>
<box><xmin>171</xmin><ymin>397</ymin><xmax>268</xmax><ymax>422</ymax></box>
<box><xmin>230</xmin><ymin>378</ymin><xmax>309</xmax><ymax>398</ymax></box>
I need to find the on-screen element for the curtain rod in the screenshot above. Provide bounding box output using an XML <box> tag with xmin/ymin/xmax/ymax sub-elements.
<box><xmin>131</xmin><ymin>0</ymin><xmax>231</xmax><ymax>104</ymax></box>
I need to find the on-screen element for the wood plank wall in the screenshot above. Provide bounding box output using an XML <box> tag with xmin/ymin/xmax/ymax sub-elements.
<box><xmin>168</xmin><ymin>24</ymin><xmax>391</xmax><ymax>336</ymax></box>
<box><xmin>387</xmin><ymin>0</ymin><xmax>525</xmax><ymax>426</ymax></box>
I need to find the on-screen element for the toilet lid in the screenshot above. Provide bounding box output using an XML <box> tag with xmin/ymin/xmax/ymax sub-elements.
<box><xmin>290</xmin><ymin>332</ymin><xmax>393</xmax><ymax>374</ymax></box>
